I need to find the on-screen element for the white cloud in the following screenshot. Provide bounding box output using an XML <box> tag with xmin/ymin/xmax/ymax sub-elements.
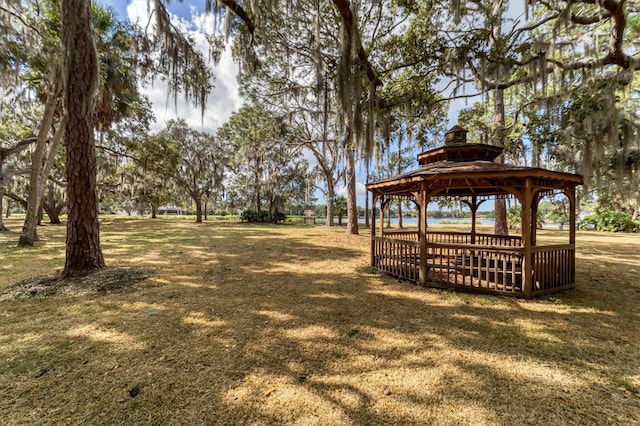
<box><xmin>127</xmin><ymin>0</ymin><xmax>243</xmax><ymax>134</ymax></box>
<box><xmin>301</xmin><ymin>147</ymin><xmax>318</xmax><ymax>166</ymax></box>
<box><xmin>337</xmin><ymin>181</ymin><xmax>367</xmax><ymax>197</ymax></box>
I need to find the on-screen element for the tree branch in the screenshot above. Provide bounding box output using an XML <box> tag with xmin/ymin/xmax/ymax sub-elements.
<box><xmin>509</xmin><ymin>12</ymin><xmax>559</xmax><ymax>39</ymax></box>
<box><xmin>0</xmin><ymin>167</ymin><xmax>30</xmax><ymax>181</ymax></box>
<box><xmin>48</xmin><ymin>175</ymin><xmax>67</xmax><ymax>187</ymax></box>
<box><xmin>0</xmin><ymin>137</ymin><xmax>37</xmax><ymax>162</ymax></box>
<box><xmin>432</xmin><ymin>91</ymin><xmax>485</xmax><ymax>105</ymax></box>
<box><xmin>4</xmin><ymin>191</ymin><xmax>28</xmax><ymax>209</ymax></box>
<box><xmin>216</xmin><ymin>0</ymin><xmax>255</xmax><ymax>36</ymax></box>
<box><xmin>0</xmin><ymin>4</ymin><xmax>44</xmax><ymax>37</ymax></box>
<box><xmin>95</xmin><ymin>144</ymin><xmax>140</xmax><ymax>162</ymax></box>
<box><xmin>570</xmin><ymin>11</ymin><xmax>612</xmax><ymax>25</ymax></box>
<box><xmin>331</xmin><ymin>0</ymin><xmax>383</xmax><ymax>87</ymax></box>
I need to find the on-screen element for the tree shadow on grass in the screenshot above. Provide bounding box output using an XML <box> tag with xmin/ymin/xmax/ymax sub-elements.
<box><xmin>1</xmin><ymin>221</ymin><xmax>639</xmax><ymax>424</ymax></box>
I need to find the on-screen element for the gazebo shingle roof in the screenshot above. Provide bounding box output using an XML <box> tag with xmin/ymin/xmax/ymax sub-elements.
<box><xmin>367</xmin><ymin>145</ymin><xmax>582</xmax><ymax>197</ymax></box>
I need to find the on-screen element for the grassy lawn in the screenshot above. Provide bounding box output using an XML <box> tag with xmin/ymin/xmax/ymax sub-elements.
<box><xmin>1</xmin><ymin>217</ymin><xmax>639</xmax><ymax>425</ymax></box>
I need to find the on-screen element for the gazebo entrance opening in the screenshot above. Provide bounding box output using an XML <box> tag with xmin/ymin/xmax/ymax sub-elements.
<box><xmin>367</xmin><ymin>127</ymin><xmax>583</xmax><ymax>298</ymax></box>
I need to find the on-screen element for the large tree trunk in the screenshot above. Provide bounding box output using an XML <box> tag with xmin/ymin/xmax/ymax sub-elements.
<box><xmin>397</xmin><ymin>128</ymin><xmax>403</xmax><ymax>229</ymax></box>
<box><xmin>386</xmin><ymin>205</ymin><xmax>391</xmax><ymax>228</ymax></box>
<box><xmin>321</xmin><ymin>69</ymin><xmax>335</xmax><ymax>228</ymax></box>
<box><xmin>37</xmin><ymin>201</ymin><xmax>44</xmax><ymax>226</ymax></box>
<box><xmin>255</xmin><ymin>177</ymin><xmax>261</xmax><ymax>212</ymax></box>
<box><xmin>40</xmin><ymin>122</ymin><xmax>66</xmax><ymax>222</ymax></box>
<box><xmin>326</xmin><ymin>181</ymin><xmax>335</xmax><ymax>227</ymax></box>
<box><xmin>61</xmin><ymin>0</ymin><xmax>105</xmax><ymax>277</ymax></box>
<box><xmin>43</xmin><ymin>182</ymin><xmax>63</xmax><ymax>225</ymax></box>
<box><xmin>0</xmin><ymin>189</ymin><xmax>7</xmax><ymax>232</ymax></box>
<box><xmin>493</xmin><ymin>89</ymin><xmax>508</xmax><ymax>236</ymax></box>
<box><xmin>42</xmin><ymin>202</ymin><xmax>61</xmax><ymax>225</ymax></box>
<box><xmin>268</xmin><ymin>197</ymin><xmax>275</xmax><ymax>222</ymax></box>
<box><xmin>45</xmin><ymin>183</ymin><xmax>61</xmax><ymax>224</ymax></box>
<box><xmin>254</xmin><ymin>154</ymin><xmax>262</xmax><ymax>213</ymax></box>
<box><xmin>151</xmin><ymin>204</ymin><xmax>157</xmax><ymax>219</ymax></box>
<box><xmin>345</xmin><ymin>142</ymin><xmax>359</xmax><ymax>235</ymax></box>
<box><xmin>364</xmin><ymin>161</ymin><xmax>370</xmax><ymax>228</ymax></box>
<box><xmin>194</xmin><ymin>196</ymin><xmax>203</xmax><ymax>223</ymax></box>
<box><xmin>18</xmin><ymin>86</ymin><xmax>59</xmax><ymax>246</ymax></box>
<box><xmin>491</xmin><ymin>2</ymin><xmax>509</xmax><ymax>236</ymax></box>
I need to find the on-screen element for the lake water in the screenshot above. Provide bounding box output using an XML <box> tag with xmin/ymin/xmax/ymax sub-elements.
<box><xmin>318</xmin><ymin>217</ymin><xmax>495</xmax><ymax>226</ymax></box>
<box><xmin>317</xmin><ymin>217</ymin><xmax>569</xmax><ymax>230</ymax></box>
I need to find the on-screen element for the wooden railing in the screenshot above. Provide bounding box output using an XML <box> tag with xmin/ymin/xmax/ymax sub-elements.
<box><xmin>371</xmin><ymin>231</ymin><xmax>574</xmax><ymax>297</ymax></box>
<box><xmin>426</xmin><ymin>231</ymin><xmax>470</xmax><ymax>244</ymax></box>
<box><xmin>532</xmin><ymin>245</ymin><xmax>575</xmax><ymax>294</ymax></box>
<box><xmin>382</xmin><ymin>230</ymin><xmax>418</xmax><ymax>241</ymax></box>
<box><xmin>474</xmin><ymin>233</ymin><xmax>522</xmax><ymax>247</ymax></box>
<box><xmin>380</xmin><ymin>231</ymin><xmax>523</xmax><ymax>247</ymax></box>
<box><xmin>425</xmin><ymin>243</ymin><xmax>524</xmax><ymax>294</ymax></box>
<box><xmin>372</xmin><ymin>237</ymin><xmax>419</xmax><ymax>282</ymax></box>
<box><xmin>426</xmin><ymin>231</ymin><xmax>522</xmax><ymax>247</ymax></box>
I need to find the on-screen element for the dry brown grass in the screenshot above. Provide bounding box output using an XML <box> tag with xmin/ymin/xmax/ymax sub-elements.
<box><xmin>0</xmin><ymin>217</ymin><xmax>639</xmax><ymax>425</ymax></box>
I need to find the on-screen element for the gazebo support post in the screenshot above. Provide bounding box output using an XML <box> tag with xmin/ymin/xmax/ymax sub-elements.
<box><xmin>567</xmin><ymin>188</ymin><xmax>577</xmax><ymax>245</ymax></box>
<box><xmin>462</xmin><ymin>196</ymin><xmax>485</xmax><ymax>245</ymax></box>
<box><xmin>521</xmin><ymin>178</ymin><xmax>534</xmax><ymax>298</ymax></box>
<box><xmin>380</xmin><ymin>195</ymin><xmax>386</xmax><ymax>237</ymax></box>
<box><xmin>471</xmin><ymin>195</ymin><xmax>478</xmax><ymax>245</ymax></box>
<box><xmin>418</xmin><ymin>188</ymin><xmax>428</xmax><ymax>286</ymax></box>
<box><xmin>371</xmin><ymin>194</ymin><xmax>378</xmax><ymax>268</ymax></box>
<box><xmin>568</xmin><ymin>187</ymin><xmax>577</xmax><ymax>285</ymax></box>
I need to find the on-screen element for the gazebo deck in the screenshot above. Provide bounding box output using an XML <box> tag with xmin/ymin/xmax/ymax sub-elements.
<box><xmin>372</xmin><ymin>230</ymin><xmax>575</xmax><ymax>297</ymax></box>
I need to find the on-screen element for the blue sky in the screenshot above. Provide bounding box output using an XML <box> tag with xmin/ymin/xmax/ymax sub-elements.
<box><xmin>97</xmin><ymin>0</ymin><xmax>128</xmax><ymax>20</ymax></box>
<box><xmin>99</xmin><ymin>0</ymin><xmax>194</xmax><ymax>21</ymax></box>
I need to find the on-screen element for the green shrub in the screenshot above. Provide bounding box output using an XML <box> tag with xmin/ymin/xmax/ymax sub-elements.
<box><xmin>507</xmin><ymin>205</ymin><xmax>522</xmax><ymax>230</ymax></box>
<box><xmin>579</xmin><ymin>210</ymin><xmax>638</xmax><ymax>232</ymax></box>
<box><xmin>507</xmin><ymin>205</ymin><xmax>546</xmax><ymax>230</ymax></box>
<box><xmin>241</xmin><ymin>210</ymin><xmax>286</xmax><ymax>223</ymax></box>
<box><xmin>241</xmin><ymin>209</ymin><xmax>269</xmax><ymax>222</ymax></box>
<box><xmin>272</xmin><ymin>211</ymin><xmax>286</xmax><ymax>223</ymax></box>
<box><xmin>240</xmin><ymin>210</ymin><xmax>254</xmax><ymax>222</ymax></box>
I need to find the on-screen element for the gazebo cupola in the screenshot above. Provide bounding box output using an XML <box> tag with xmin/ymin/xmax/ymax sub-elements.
<box><xmin>366</xmin><ymin>125</ymin><xmax>584</xmax><ymax>298</ymax></box>
<box><xmin>445</xmin><ymin>124</ymin><xmax>467</xmax><ymax>144</ymax></box>
<box><xmin>418</xmin><ymin>126</ymin><xmax>503</xmax><ymax>165</ymax></box>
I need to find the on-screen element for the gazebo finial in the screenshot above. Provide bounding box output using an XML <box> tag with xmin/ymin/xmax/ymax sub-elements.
<box><xmin>445</xmin><ymin>125</ymin><xmax>467</xmax><ymax>145</ymax></box>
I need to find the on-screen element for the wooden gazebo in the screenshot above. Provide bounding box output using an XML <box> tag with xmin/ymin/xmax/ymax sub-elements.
<box><xmin>366</xmin><ymin>126</ymin><xmax>583</xmax><ymax>298</ymax></box>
